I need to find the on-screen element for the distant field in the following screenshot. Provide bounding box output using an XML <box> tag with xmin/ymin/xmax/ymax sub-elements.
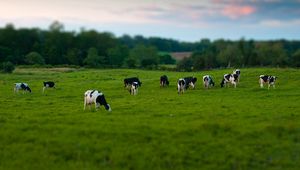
<box><xmin>0</xmin><ymin>67</ymin><xmax>299</xmax><ymax>170</ymax></box>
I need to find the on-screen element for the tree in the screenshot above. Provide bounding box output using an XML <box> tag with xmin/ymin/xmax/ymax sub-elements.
<box><xmin>1</xmin><ymin>61</ymin><xmax>15</xmax><ymax>73</ymax></box>
<box><xmin>25</xmin><ymin>51</ymin><xmax>45</xmax><ymax>65</ymax></box>
<box><xmin>49</xmin><ymin>20</ymin><xmax>64</xmax><ymax>32</ymax></box>
<box><xmin>159</xmin><ymin>54</ymin><xmax>176</xmax><ymax>64</ymax></box>
<box><xmin>176</xmin><ymin>57</ymin><xmax>193</xmax><ymax>71</ymax></box>
<box><xmin>217</xmin><ymin>44</ymin><xmax>241</xmax><ymax>68</ymax></box>
<box><xmin>65</xmin><ymin>48</ymin><xmax>80</xmax><ymax>65</ymax></box>
<box><xmin>129</xmin><ymin>45</ymin><xmax>159</xmax><ymax>68</ymax></box>
<box><xmin>292</xmin><ymin>49</ymin><xmax>300</xmax><ymax>67</ymax></box>
<box><xmin>83</xmin><ymin>47</ymin><xmax>105</xmax><ymax>67</ymax></box>
<box><xmin>107</xmin><ymin>45</ymin><xmax>129</xmax><ymax>67</ymax></box>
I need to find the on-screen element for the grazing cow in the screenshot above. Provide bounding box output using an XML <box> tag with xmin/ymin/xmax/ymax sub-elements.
<box><xmin>129</xmin><ymin>82</ymin><xmax>139</xmax><ymax>95</ymax></box>
<box><xmin>124</xmin><ymin>77</ymin><xmax>142</xmax><ymax>88</ymax></box>
<box><xmin>84</xmin><ymin>90</ymin><xmax>111</xmax><ymax>111</ymax></box>
<box><xmin>14</xmin><ymin>83</ymin><xmax>31</xmax><ymax>93</ymax></box>
<box><xmin>259</xmin><ymin>75</ymin><xmax>277</xmax><ymax>89</ymax></box>
<box><xmin>203</xmin><ymin>75</ymin><xmax>215</xmax><ymax>89</ymax></box>
<box><xmin>43</xmin><ymin>81</ymin><xmax>55</xmax><ymax>93</ymax></box>
<box><xmin>177</xmin><ymin>78</ymin><xmax>186</xmax><ymax>94</ymax></box>
<box><xmin>233</xmin><ymin>69</ymin><xmax>241</xmax><ymax>82</ymax></box>
<box><xmin>184</xmin><ymin>77</ymin><xmax>197</xmax><ymax>89</ymax></box>
<box><xmin>220</xmin><ymin>74</ymin><xmax>239</xmax><ymax>88</ymax></box>
<box><xmin>160</xmin><ymin>75</ymin><xmax>169</xmax><ymax>87</ymax></box>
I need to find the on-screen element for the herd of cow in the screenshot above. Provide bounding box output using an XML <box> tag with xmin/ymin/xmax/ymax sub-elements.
<box><xmin>13</xmin><ymin>69</ymin><xmax>277</xmax><ymax>112</ymax></box>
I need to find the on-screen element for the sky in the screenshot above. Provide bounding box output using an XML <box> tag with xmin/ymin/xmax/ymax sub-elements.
<box><xmin>1</xmin><ymin>0</ymin><xmax>300</xmax><ymax>42</ymax></box>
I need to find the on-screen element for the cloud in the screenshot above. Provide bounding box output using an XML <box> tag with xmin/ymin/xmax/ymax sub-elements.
<box><xmin>222</xmin><ymin>5</ymin><xmax>256</xmax><ymax>19</ymax></box>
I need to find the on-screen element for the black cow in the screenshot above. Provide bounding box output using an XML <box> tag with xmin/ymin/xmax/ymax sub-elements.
<box><xmin>124</xmin><ymin>77</ymin><xmax>142</xmax><ymax>88</ymax></box>
<box><xmin>177</xmin><ymin>78</ymin><xmax>186</xmax><ymax>94</ymax></box>
<box><xmin>184</xmin><ymin>77</ymin><xmax>197</xmax><ymax>89</ymax></box>
<box><xmin>160</xmin><ymin>75</ymin><xmax>169</xmax><ymax>87</ymax></box>
<box><xmin>259</xmin><ymin>75</ymin><xmax>277</xmax><ymax>89</ymax></box>
<box><xmin>203</xmin><ymin>75</ymin><xmax>215</xmax><ymax>89</ymax></box>
<box><xmin>43</xmin><ymin>81</ymin><xmax>55</xmax><ymax>93</ymax></box>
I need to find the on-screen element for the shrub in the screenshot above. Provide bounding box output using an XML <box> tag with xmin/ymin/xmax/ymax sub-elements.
<box><xmin>25</xmin><ymin>52</ymin><xmax>45</xmax><ymax>65</ymax></box>
<box><xmin>2</xmin><ymin>61</ymin><xmax>15</xmax><ymax>73</ymax></box>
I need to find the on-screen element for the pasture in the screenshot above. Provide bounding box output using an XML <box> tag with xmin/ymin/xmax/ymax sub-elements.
<box><xmin>0</xmin><ymin>67</ymin><xmax>300</xmax><ymax>170</ymax></box>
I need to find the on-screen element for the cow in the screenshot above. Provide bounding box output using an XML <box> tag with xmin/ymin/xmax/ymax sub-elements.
<box><xmin>184</xmin><ymin>77</ymin><xmax>197</xmax><ymax>89</ymax></box>
<box><xmin>233</xmin><ymin>69</ymin><xmax>241</xmax><ymax>82</ymax></box>
<box><xmin>14</xmin><ymin>83</ymin><xmax>31</xmax><ymax>93</ymax></box>
<box><xmin>160</xmin><ymin>75</ymin><xmax>169</xmax><ymax>87</ymax></box>
<box><xmin>84</xmin><ymin>90</ymin><xmax>111</xmax><ymax>111</ymax></box>
<box><xmin>124</xmin><ymin>77</ymin><xmax>142</xmax><ymax>88</ymax></box>
<box><xmin>220</xmin><ymin>74</ymin><xmax>238</xmax><ymax>88</ymax></box>
<box><xmin>259</xmin><ymin>75</ymin><xmax>277</xmax><ymax>89</ymax></box>
<box><xmin>177</xmin><ymin>78</ymin><xmax>186</xmax><ymax>94</ymax></box>
<box><xmin>129</xmin><ymin>82</ymin><xmax>139</xmax><ymax>95</ymax></box>
<box><xmin>203</xmin><ymin>75</ymin><xmax>215</xmax><ymax>89</ymax></box>
<box><xmin>43</xmin><ymin>81</ymin><xmax>55</xmax><ymax>93</ymax></box>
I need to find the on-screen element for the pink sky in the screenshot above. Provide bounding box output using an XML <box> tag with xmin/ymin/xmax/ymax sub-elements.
<box><xmin>0</xmin><ymin>0</ymin><xmax>299</xmax><ymax>41</ymax></box>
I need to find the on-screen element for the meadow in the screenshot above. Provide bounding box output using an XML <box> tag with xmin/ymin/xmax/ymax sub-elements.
<box><xmin>0</xmin><ymin>67</ymin><xmax>299</xmax><ymax>170</ymax></box>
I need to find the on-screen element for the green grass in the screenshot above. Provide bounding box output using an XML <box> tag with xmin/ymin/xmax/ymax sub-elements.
<box><xmin>0</xmin><ymin>67</ymin><xmax>300</xmax><ymax>170</ymax></box>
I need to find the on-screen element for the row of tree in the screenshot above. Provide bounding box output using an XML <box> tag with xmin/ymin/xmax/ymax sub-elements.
<box><xmin>1</xmin><ymin>21</ymin><xmax>300</xmax><ymax>72</ymax></box>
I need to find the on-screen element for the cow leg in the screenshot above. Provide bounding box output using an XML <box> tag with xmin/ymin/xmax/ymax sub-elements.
<box><xmin>43</xmin><ymin>87</ymin><xmax>46</xmax><ymax>93</ymax></box>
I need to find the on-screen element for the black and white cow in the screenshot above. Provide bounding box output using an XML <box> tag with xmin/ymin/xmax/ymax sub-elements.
<box><xmin>259</xmin><ymin>75</ymin><xmax>277</xmax><ymax>89</ymax></box>
<box><xmin>43</xmin><ymin>81</ymin><xmax>55</xmax><ymax>93</ymax></box>
<box><xmin>184</xmin><ymin>77</ymin><xmax>197</xmax><ymax>89</ymax></box>
<box><xmin>203</xmin><ymin>75</ymin><xmax>215</xmax><ymax>89</ymax></box>
<box><xmin>124</xmin><ymin>77</ymin><xmax>142</xmax><ymax>88</ymax></box>
<box><xmin>233</xmin><ymin>69</ymin><xmax>241</xmax><ymax>82</ymax></box>
<box><xmin>177</xmin><ymin>78</ymin><xmax>186</xmax><ymax>94</ymax></box>
<box><xmin>14</xmin><ymin>83</ymin><xmax>32</xmax><ymax>93</ymax></box>
<box><xmin>220</xmin><ymin>74</ymin><xmax>238</xmax><ymax>88</ymax></box>
<box><xmin>84</xmin><ymin>90</ymin><xmax>111</xmax><ymax>111</ymax></box>
<box><xmin>129</xmin><ymin>82</ymin><xmax>139</xmax><ymax>95</ymax></box>
<box><xmin>160</xmin><ymin>75</ymin><xmax>169</xmax><ymax>87</ymax></box>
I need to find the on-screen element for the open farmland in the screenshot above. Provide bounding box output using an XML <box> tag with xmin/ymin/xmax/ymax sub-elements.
<box><xmin>0</xmin><ymin>67</ymin><xmax>300</xmax><ymax>170</ymax></box>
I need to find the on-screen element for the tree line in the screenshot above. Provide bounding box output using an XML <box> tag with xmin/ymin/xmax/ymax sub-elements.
<box><xmin>1</xmin><ymin>21</ymin><xmax>300</xmax><ymax>72</ymax></box>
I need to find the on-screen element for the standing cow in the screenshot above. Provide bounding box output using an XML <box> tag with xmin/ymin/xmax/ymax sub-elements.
<box><xmin>233</xmin><ymin>69</ymin><xmax>241</xmax><ymax>83</ymax></box>
<box><xmin>220</xmin><ymin>74</ymin><xmax>238</xmax><ymax>88</ymax></box>
<box><xmin>14</xmin><ymin>83</ymin><xmax>32</xmax><ymax>93</ymax></box>
<box><xmin>84</xmin><ymin>90</ymin><xmax>111</xmax><ymax>111</ymax></box>
<box><xmin>160</xmin><ymin>75</ymin><xmax>169</xmax><ymax>87</ymax></box>
<box><xmin>203</xmin><ymin>75</ymin><xmax>215</xmax><ymax>89</ymax></box>
<box><xmin>177</xmin><ymin>78</ymin><xmax>186</xmax><ymax>94</ymax></box>
<box><xmin>43</xmin><ymin>81</ymin><xmax>55</xmax><ymax>93</ymax></box>
<box><xmin>259</xmin><ymin>75</ymin><xmax>277</xmax><ymax>89</ymax></box>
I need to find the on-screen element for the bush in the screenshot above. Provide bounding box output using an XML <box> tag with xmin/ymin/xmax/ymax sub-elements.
<box><xmin>2</xmin><ymin>61</ymin><xmax>15</xmax><ymax>73</ymax></box>
<box><xmin>25</xmin><ymin>52</ymin><xmax>45</xmax><ymax>65</ymax></box>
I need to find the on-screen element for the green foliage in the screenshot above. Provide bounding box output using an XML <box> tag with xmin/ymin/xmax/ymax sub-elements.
<box><xmin>0</xmin><ymin>68</ymin><xmax>300</xmax><ymax>169</ymax></box>
<box><xmin>292</xmin><ymin>49</ymin><xmax>300</xmax><ymax>67</ymax></box>
<box><xmin>83</xmin><ymin>47</ymin><xmax>105</xmax><ymax>67</ymax></box>
<box><xmin>25</xmin><ymin>51</ymin><xmax>45</xmax><ymax>65</ymax></box>
<box><xmin>0</xmin><ymin>23</ymin><xmax>300</xmax><ymax>68</ymax></box>
<box><xmin>130</xmin><ymin>45</ymin><xmax>159</xmax><ymax>68</ymax></box>
<box><xmin>159</xmin><ymin>54</ymin><xmax>176</xmax><ymax>64</ymax></box>
<box><xmin>1</xmin><ymin>61</ymin><xmax>15</xmax><ymax>73</ymax></box>
<box><xmin>176</xmin><ymin>57</ymin><xmax>193</xmax><ymax>71</ymax></box>
<box><xmin>107</xmin><ymin>45</ymin><xmax>129</xmax><ymax>67</ymax></box>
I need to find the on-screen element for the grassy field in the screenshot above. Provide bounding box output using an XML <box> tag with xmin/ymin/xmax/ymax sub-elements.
<box><xmin>0</xmin><ymin>67</ymin><xmax>300</xmax><ymax>170</ymax></box>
